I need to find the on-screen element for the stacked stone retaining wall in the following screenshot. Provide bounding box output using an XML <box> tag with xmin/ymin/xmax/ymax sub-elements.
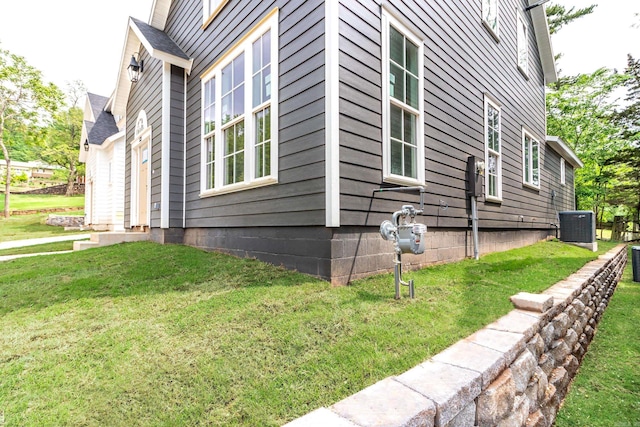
<box><xmin>285</xmin><ymin>245</ymin><xmax>627</xmax><ymax>427</ymax></box>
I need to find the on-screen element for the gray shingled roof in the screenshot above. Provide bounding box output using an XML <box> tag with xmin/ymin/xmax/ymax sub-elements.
<box><xmin>87</xmin><ymin>93</ymin><xmax>109</xmax><ymax>121</ymax></box>
<box><xmin>85</xmin><ymin>93</ymin><xmax>119</xmax><ymax>146</ymax></box>
<box><xmin>130</xmin><ymin>17</ymin><xmax>189</xmax><ymax>60</ymax></box>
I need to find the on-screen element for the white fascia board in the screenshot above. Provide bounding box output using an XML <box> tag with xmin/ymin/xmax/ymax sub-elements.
<box><xmin>325</xmin><ymin>0</ymin><xmax>340</xmax><ymax>227</ymax></box>
<box><xmin>112</xmin><ymin>24</ymin><xmax>139</xmax><ymax>117</ymax></box>
<box><xmin>546</xmin><ymin>135</ymin><xmax>583</xmax><ymax>168</ymax></box>
<box><xmin>101</xmin><ymin>130</ymin><xmax>126</xmax><ymax>151</ymax></box>
<box><xmin>149</xmin><ymin>0</ymin><xmax>171</xmax><ymax>30</ymax></box>
<box><xmin>528</xmin><ymin>0</ymin><xmax>557</xmax><ymax>83</ymax></box>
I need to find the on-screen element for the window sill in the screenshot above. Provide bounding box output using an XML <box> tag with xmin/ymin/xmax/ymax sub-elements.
<box><xmin>518</xmin><ymin>65</ymin><xmax>529</xmax><ymax>79</ymax></box>
<box><xmin>383</xmin><ymin>174</ymin><xmax>425</xmax><ymax>188</ymax></box>
<box><xmin>482</xmin><ymin>20</ymin><xmax>500</xmax><ymax>42</ymax></box>
<box><xmin>200</xmin><ymin>176</ymin><xmax>278</xmax><ymax>198</ymax></box>
<box><xmin>485</xmin><ymin>195</ymin><xmax>502</xmax><ymax>204</ymax></box>
<box><xmin>523</xmin><ymin>182</ymin><xmax>540</xmax><ymax>191</ymax></box>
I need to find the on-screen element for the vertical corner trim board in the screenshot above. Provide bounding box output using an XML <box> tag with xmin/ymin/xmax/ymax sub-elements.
<box><xmin>284</xmin><ymin>245</ymin><xmax>628</xmax><ymax>427</ymax></box>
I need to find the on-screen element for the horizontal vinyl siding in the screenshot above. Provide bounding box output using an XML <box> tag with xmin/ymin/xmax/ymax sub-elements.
<box><xmin>338</xmin><ymin>0</ymin><xmax>553</xmax><ymax>230</ymax></box>
<box><xmin>165</xmin><ymin>0</ymin><xmax>326</xmax><ymax>228</ymax></box>
<box><xmin>125</xmin><ymin>47</ymin><xmax>163</xmax><ymax>228</ymax></box>
<box><xmin>169</xmin><ymin>64</ymin><xmax>185</xmax><ymax>228</ymax></box>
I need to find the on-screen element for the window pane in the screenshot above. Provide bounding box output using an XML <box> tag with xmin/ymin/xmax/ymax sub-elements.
<box><xmin>532</xmin><ymin>141</ymin><xmax>539</xmax><ymax>186</ymax></box>
<box><xmin>263</xmin><ymin>65</ymin><xmax>271</xmax><ymax>101</ymax></box>
<box><xmin>403</xmin><ymin>110</ymin><xmax>416</xmax><ymax>145</ymax></box>
<box><xmin>233</xmin><ymin>83</ymin><xmax>245</xmax><ymax>119</ymax></box>
<box><xmin>524</xmin><ymin>140</ymin><xmax>530</xmax><ymax>182</ymax></box>
<box><xmin>225</xmin><ymin>125</ymin><xmax>235</xmax><ymax>154</ymax></box>
<box><xmin>253</xmin><ymin>73</ymin><xmax>261</xmax><ymax>108</ymax></box>
<box><xmin>390</xmin><ymin>104</ymin><xmax>402</xmax><ymax>140</ymax></box>
<box><xmin>225</xmin><ymin>156</ymin><xmax>234</xmax><ymax>185</ymax></box>
<box><xmin>262</xmin><ymin>30</ymin><xmax>271</xmax><ymax>69</ymax></box>
<box><xmin>389</xmin><ymin>26</ymin><xmax>404</xmax><ymax>66</ymax></box>
<box><xmin>404</xmin><ymin>145</ymin><xmax>416</xmax><ymax>178</ymax></box>
<box><xmin>222</xmin><ymin>63</ymin><xmax>232</xmax><ymax>93</ymax></box>
<box><xmin>389</xmin><ymin>63</ymin><xmax>404</xmax><ymax>101</ymax></box>
<box><xmin>234</xmin><ymin>53</ymin><xmax>245</xmax><ymax>85</ymax></box>
<box><xmin>406</xmin><ymin>74</ymin><xmax>419</xmax><ymax>109</ymax></box>
<box><xmin>406</xmin><ymin>40</ymin><xmax>419</xmax><ymax>75</ymax></box>
<box><xmin>235</xmin><ymin>151</ymin><xmax>244</xmax><ymax>182</ymax></box>
<box><xmin>222</xmin><ymin>94</ymin><xmax>232</xmax><ymax>124</ymax></box>
<box><xmin>236</xmin><ymin>121</ymin><xmax>245</xmax><ymax>150</ymax></box>
<box><xmin>391</xmin><ymin>140</ymin><xmax>402</xmax><ymax>175</ymax></box>
<box><xmin>253</xmin><ymin>37</ymin><xmax>262</xmax><ymax>74</ymax></box>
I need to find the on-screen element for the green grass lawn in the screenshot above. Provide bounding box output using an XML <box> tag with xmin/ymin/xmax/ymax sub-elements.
<box><xmin>0</xmin><ymin>212</ymin><xmax>87</xmax><ymax>242</ymax></box>
<box><xmin>0</xmin><ymin>193</ymin><xmax>84</xmax><ymax>211</ymax></box>
<box><xmin>0</xmin><ymin>240</ymin><xmax>78</xmax><ymax>257</ymax></box>
<box><xmin>555</xmin><ymin>247</ymin><xmax>640</xmax><ymax>427</ymax></box>
<box><xmin>0</xmin><ymin>240</ymin><xmax>619</xmax><ymax>426</ymax></box>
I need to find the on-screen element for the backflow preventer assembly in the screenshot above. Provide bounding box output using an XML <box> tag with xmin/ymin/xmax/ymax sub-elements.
<box><xmin>378</xmin><ymin>187</ymin><xmax>427</xmax><ymax>299</ymax></box>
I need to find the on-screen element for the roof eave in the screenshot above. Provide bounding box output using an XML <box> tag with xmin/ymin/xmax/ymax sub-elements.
<box><xmin>546</xmin><ymin>135</ymin><xmax>583</xmax><ymax>168</ymax></box>
<box><xmin>112</xmin><ymin>16</ymin><xmax>193</xmax><ymax>117</ymax></box>
<box><xmin>528</xmin><ymin>1</ymin><xmax>557</xmax><ymax>84</ymax></box>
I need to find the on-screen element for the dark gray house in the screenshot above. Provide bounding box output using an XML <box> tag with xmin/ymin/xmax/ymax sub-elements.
<box><xmin>110</xmin><ymin>0</ymin><xmax>581</xmax><ymax>284</ymax></box>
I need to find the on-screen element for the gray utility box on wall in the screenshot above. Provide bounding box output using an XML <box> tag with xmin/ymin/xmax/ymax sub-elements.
<box><xmin>559</xmin><ymin>211</ymin><xmax>596</xmax><ymax>243</ymax></box>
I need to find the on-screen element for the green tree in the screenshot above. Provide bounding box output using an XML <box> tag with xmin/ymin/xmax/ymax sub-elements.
<box><xmin>546</xmin><ymin>68</ymin><xmax>630</xmax><ymax>229</ymax></box>
<box><xmin>42</xmin><ymin>81</ymin><xmax>85</xmax><ymax>196</ymax></box>
<box><xmin>0</xmin><ymin>47</ymin><xmax>63</xmax><ymax>218</ymax></box>
<box><xmin>546</xmin><ymin>3</ymin><xmax>596</xmax><ymax>35</ymax></box>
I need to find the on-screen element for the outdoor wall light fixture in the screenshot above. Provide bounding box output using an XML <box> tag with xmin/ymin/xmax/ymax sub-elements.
<box><xmin>128</xmin><ymin>53</ymin><xmax>144</xmax><ymax>83</ymax></box>
<box><xmin>84</xmin><ymin>140</ymin><xmax>89</xmax><ymax>152</ymax></box>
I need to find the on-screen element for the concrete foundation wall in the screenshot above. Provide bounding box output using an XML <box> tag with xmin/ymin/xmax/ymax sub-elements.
<box><xmin>284</xmin><ymin>245</ymin><xmax>627</xmax><ymax>427</ymax></box>
<box><xmin>177</xmin><ymin>226</ymin><xmax>552</xmax><ymax>285</ymax></box>
<box><xmin>331</xmin><ymin>228</ymin><xmax>552</xmax><ymax>285</ymax></box>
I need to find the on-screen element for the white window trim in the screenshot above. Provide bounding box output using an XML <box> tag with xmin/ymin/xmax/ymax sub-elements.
<box><xmin>484</xmin><ymin>94</ymin><xmax>502</xmax><ymax>202</ymax></box>
<box><xmin>202</xmin><ymin>0</ymin><xmax>230</xmax><ymax>28</ymax></box>
<box><xmin>381</xmin><ymin>9</ymin><xmax>425</xmax><ymax>187</ymax></box>
<box><xmin>517</xmin><ymin>10</ymin><xmax>529</xmax><ymax>76</ymax></box>
<box><xmin>560</xmin><ymin>157</ymin><xmax>566</xmax><ymax>186</ymax></box>
<box><xmin>199</xmin><ymin>9</ymin><xmax>279</xmax><ymax>198</ymax></box>
<box><xmin>522</xmin><ymin>127</ymin><xmax>540</xmax><ymax>190</ymax></box>
<box><xmin>482</xmin><ymin>0</ymin><xmax>500</xmax><ymax>41</ymax></box>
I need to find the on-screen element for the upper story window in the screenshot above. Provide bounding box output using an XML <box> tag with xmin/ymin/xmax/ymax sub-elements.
<box><xmin>203</xmin><ymin>0</ymin><xmax>230</xmax><ymax>28</ymax></box>
<box><xmin>483</xmin><ymin>0</ymin><xmax>499</xmax><ymax>39</ymax></box>
<box><xmin>517</xmin><ymin>12</ymin><xmax>528</xmax><ymax>75</ymax></box>
<box><xmin>200</xmin><ymin>9</ymin><xmax>278</xmax><ymax>196</ymax></box>
<box><xmin>382</xmin><ymin>9</ymin><xmax>425</xmax><ymax>186</ymax></box>
<box><xmin>560</xmin><ymin>158</ymin><xmax>566</xmax><ymax>185</ymax></box>
<box><xmin>522</xmin><ymin>129</ymin><xmax>540</xmax><ymax>188</ymax></box>
<box><xmin>484</xmin><ymin>95</ymin><xmax>502</xmax><ymax>201</ymax></box>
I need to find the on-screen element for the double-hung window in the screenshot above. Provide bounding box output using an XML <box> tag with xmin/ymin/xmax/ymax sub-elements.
<box><xmin>382</xmin><ymin>10</ymin><xmax>424</xmax><ymax>185</ymax></box>
<box><xmin>517</xmin><ymin>12</ymin><xmax>528</xmax><ymax>75</ymax></box>
<box><xmin>201</xmin><ymin>9</ymin><xmax>278</xmax><ymax>196</ymax></box>
<box><xmin>522</xmin><ymin>129</ymin><xmax>540</xmax><ymax>188</ymax></box>
<box><xmin>484</xmin><ymin>95</ymin><xmax>502</xmax><ymax>200</ymax></box>
<box><xmin>483</xmin><ymin>0</ymin><xmax>499</xmax><ymax>38</ymax></box>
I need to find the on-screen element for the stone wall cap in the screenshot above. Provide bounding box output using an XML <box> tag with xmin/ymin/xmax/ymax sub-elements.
<box><xmin>331</xmin><ymin>377</ymin><xmax>436</xmax><ymax>427</ymax></box>
<box><xmin>510</xmin><ymin>292</ymin><xmax>553</xmax><ymax>313</ymax></box>
<box><xmin>396</xmin><ymin>360</ymin><xmax>481</xmax><ymax>426</ymax></box>
<box><xmin>282</xmin><ymin>408</ymin><xmax>359</xmax><ymax>427</ymax></box>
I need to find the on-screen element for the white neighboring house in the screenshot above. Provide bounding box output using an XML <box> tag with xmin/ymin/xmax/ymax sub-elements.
<box><xmin>79</xmin><ymin>93</ymin><xmax>125</xmax><ymax>231</ymax></box>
